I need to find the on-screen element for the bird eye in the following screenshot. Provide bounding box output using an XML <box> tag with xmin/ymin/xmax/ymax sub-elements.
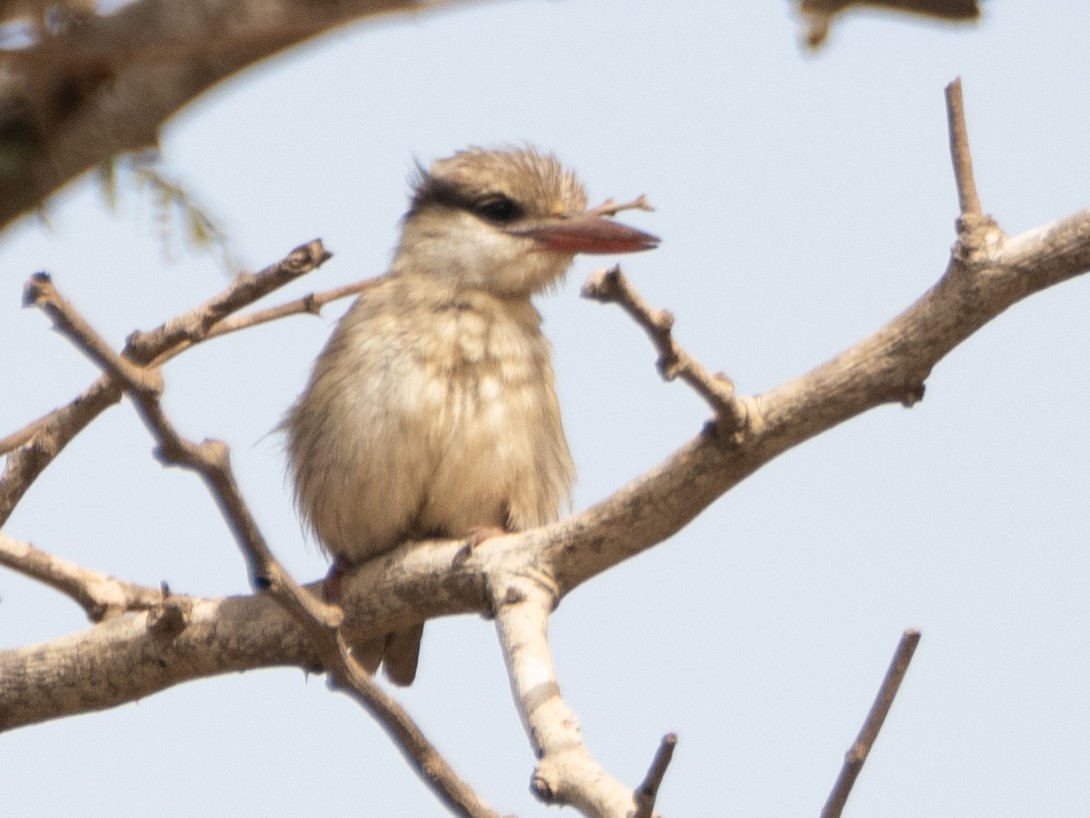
<box><xmin>473</xmin><ymin>195</ymin><xmax>522</xmax><ymax>224</ymax></box>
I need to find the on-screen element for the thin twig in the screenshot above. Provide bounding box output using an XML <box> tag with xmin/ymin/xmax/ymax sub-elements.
<box><xmin>327</xmin><ymin>632</ymin><xmax>503</xmax><ymax>818</ymax></box>
<box><xmin>0</xmin><ymin>241</ymin><xmax>340</xmax><ymax>460</ymax></box>
<box><xmin>198</xmin><ymin>278</ymin><xmax>377</xmax><ymax>345</ymax></box>
<box><xmin>125</xmin><ymin>239</ymin><xmax>332</xmax><ymax>362</ymax></box>
<box><xmin>1</xmin><ymin>241</ymin><xmax>331</xmax><ymax>527</ymax></box>
<box><xmin>0</xmin><ymin>377</ymin><xmax>124</xmax><ymax>524</ymax></box>
<box><xmin>582</xmin><ymin>265</ymin><xmax>748</xmax><ymax>439</ymax></box>
<box><xmin>23</xmin><ymin>273</ymin><xmax>342</xmax><ymax>627</ymax></box>
<box><xmin>0</xmin><ymin>533</ymin><xmax>164</xmax><ymax>621</ymax></box>
<box><xmin>822</xmin><ymin>628</ymin><xmax>922</xmax><ymax>818</ymax></box>
<box><xmin>586</xmin><ymin>195</ymin><xmax>655</xmax><ymax>219</ymax></box>
<box><xmin>23</xmin><ymin>273</ymin><xmax>163</xmax><ymax>396</ymax></box>
<box><xmin>632</xmin><ymin>733</ymin><xmax>678</xmax><ymax>818</ymax></box>
<box><xmin>944</xmin><ymin>77</ymin><xmax>981</xmax><ymax>218</ymax></box>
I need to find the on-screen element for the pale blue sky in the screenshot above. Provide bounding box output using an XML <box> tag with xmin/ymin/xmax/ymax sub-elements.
<box><xmin>3</xmin><ymin>1</ymin><xmax>1090</xmax><ymax>815</ymax></box>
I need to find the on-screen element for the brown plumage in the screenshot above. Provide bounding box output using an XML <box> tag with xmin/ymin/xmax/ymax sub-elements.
<box><xmin>285</xmin><ymin>147</ymin><xmax>657</xmax><ymax>684</ymax></box>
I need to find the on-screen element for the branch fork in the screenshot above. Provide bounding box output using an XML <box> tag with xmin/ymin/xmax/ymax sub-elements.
<box><xmin>582</xmin><ymin>265</ymin><xmax>749</xmax><ymax>441</ymax></box>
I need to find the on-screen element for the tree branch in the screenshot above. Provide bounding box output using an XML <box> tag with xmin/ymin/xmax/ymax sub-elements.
<box><xmin>582</xmin><ymin>264</ymin><xmax>748</xmax><ymax>439</ymax></box>
<box><xmin>4</xmin><ymin>81</ymin><xmax>1090</xmax><ymax>818</ymax></box>
<box><xmin>0</xmin><ymin>240</ymin><xmax>330</xmax><ymax>526</ymax></box>
<box><xmin>0</xmin><ymin>533</ymin><xmax>164</xmax><ymax>621</ymax></box>
<box><xmin>633</xmin><ymin>734</ymin><xmax>678</xmax><ymax>818</ymax></box>
<box><xmin>491</xmin><ymin>577</ymin><xmax>641</xmax><ymax>817</ymax></box>
<box><xmin>0</xmin><ymin>0</ymin><xmax>495</xmax><ymax>229</ymax></box>
<box><xmin>125</xmin><ymin>238</ymin><xmax>333</xmax><ymax>363</ymax></box>
<box><xmin>199</xmin><ymin>279</ymin><xmax>377</xmax><ymax>343</ymax></box>
<box><xmin>822</xmin><ymin>628</ymin><xmax>922</xmax><ymax>818</ymax></box>
<box><xmin>944</xmin><ymin>76</ymin><xmax>981</xmax><ymax>218</ymax></box>
<box><xmin>797</xmin><ymin>0</ymin><xmax>980</xmax><ymax>48</ymax></box>
<box><xmin>17</xmin><ymin>269</ymin><xmax>500</xmax><ymax>818</ymax></box>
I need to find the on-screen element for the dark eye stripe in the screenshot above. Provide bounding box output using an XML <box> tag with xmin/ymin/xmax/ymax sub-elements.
<box><xmin>472</xmin><ymin>195</ymin><xmax>522</xmax><ymax>224</ymax></box>
<box><xmin>409</xmin><ymin>172</ymin><xmax>524</xmax><ymax>226</ymax></box>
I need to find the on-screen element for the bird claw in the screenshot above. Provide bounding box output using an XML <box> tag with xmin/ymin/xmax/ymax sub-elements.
<box><xmin>452</xmin><ymin>525</ymin><xmax>507</xmax><ymax>567</ymax></box>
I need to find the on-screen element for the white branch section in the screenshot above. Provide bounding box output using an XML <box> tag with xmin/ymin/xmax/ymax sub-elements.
<box><xmin>492</xmin><ymin>576</ymin><xmax>638</xmax><ymax>818</ymax></box>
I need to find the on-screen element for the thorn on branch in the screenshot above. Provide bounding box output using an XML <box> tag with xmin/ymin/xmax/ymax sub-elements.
<box><xmin>581</xmin><ymin>265</ymin><xmax>748</xmax><ymax>439</ymax></box>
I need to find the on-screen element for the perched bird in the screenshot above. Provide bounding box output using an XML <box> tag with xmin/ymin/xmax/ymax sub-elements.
<box><xmin>285</xmin><ymin>146</ymin><xmax>658</xmax><ymax>684</ymax></box>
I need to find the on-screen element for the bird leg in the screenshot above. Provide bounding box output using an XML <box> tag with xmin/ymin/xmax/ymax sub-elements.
<box><xmin>322</xmin><ymin>556</ymin><xmax>348</xmax><ymax>603</ymax></box>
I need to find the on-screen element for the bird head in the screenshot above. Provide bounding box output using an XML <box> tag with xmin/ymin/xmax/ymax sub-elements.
<box><xmin>392</xmin><ymin>147</ymin><xmax>659</xmax><ymax>298</ymax></box>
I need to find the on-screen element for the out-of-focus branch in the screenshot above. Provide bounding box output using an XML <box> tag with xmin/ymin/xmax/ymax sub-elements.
<box><xmin>822</xmin><ymin>629</ymin><xmax>921</xmax><ymax>818</ymax></box>
<box><xmin>797</xmin><ymin>0</ymin><xmax>980</xmax><ymax>48</ymax></box>
<box><xmin>0</xmin><ymin>0</ymin><xmax>493</xmax><ymax>229</ymax></box>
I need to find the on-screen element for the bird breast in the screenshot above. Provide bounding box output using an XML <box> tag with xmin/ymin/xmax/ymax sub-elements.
<box><xmin>287</xmin><ymin>275</ymin><xmax>574</xmax><ymax>564</ymax></box>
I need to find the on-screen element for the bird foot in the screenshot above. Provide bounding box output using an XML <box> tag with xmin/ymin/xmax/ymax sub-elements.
<box><xmin>452</xmin><ymin>525</ymin><xmax>508</xmax><ymax>567</ymax></box>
